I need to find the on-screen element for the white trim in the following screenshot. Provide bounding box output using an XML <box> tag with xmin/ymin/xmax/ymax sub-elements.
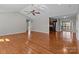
<box><xmin>31</xmin><ymin>30</ymin><xmax>49</xmax><ymax>34</ymax></box>
<box><xmin>0</xmin><ymin>31</ymin><xmax>26</xmax><ymax>36</ymax></box>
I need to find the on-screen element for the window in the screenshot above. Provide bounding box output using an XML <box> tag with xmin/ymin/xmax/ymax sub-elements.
<box><xmin>62</xmin><ymin>21</ymin><xmax>71</xmax><ymax>31</ymax></box>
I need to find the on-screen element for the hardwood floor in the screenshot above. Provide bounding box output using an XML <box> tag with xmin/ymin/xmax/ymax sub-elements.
<box><xmin>0</xmin><ymin>31</ymin><xmax>78</xmax><ymax>54</ymax></box>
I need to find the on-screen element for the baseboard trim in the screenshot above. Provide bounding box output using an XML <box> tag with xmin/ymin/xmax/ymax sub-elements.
<box><xmin>31</xmin><ymin>30</ymin><xmax>49</xmax><ymax>34</ymax></box>
<box><xmin>0</xmin><ymin>31</ymin><xmax>26</xmax><ymax>36</ymax></box>
<box><xmin>0</xmin><ymin>31</ymin><xmax>49</xmax><ymax>36</ymax></box>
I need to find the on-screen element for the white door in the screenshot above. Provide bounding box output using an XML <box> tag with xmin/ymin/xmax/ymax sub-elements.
<box><xmin>61</xmin><ymin>21</ymin><xmax>72</xmax><ymax>32</ymax></box>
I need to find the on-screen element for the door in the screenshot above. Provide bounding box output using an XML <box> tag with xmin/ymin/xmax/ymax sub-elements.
<box><xmin>61</xmin><ymin>21</ymin><xmax>71</xmax><ymax>32</ymax></box>
<box><xmin>49</xmin><ymin>18</ymin><xmax>57</xmax><ymax>32</ymax></box>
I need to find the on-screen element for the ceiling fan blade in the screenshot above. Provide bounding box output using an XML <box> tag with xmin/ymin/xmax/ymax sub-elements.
<box><xmin>32</xmin><ymin>10</ymin><xmax>35</xmax><ymax>12</ymax></box>
<box><xmin>32</xmin><ymin>13</ymin><xmax>35</xmax><ymax>16</ymax></box>
<box><xmin>35</xmin><ymin>12</ymin><xmax>40</xmax><ymax>14</ymax></box>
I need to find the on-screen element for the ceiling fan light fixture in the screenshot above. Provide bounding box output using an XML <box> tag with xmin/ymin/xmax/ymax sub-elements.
<box><xmin>35</xmin><ymin>12</ymin><xmax>40</xmax><ymax>14</ymax></box>
<box><xmin>20</xmin><ymin>4</ymin><xmax>48</xmax><ymax>16</ymax></box>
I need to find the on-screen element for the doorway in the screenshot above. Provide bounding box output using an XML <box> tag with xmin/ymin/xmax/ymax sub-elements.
<box><xmin>49</xmin><ymin>17</ymin><xmax>57</xmax><ymax>32</ymax></box>
<box><xmin>61</xmin><ymin>21</ymin><xmax>71</xmax><ymax>32</ymax></box>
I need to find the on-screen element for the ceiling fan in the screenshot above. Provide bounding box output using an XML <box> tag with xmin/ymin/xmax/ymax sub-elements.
<box><xmin>20</xmin><ymin>4</ymin><xmax>48</xmax><ymax>16</ymax></box>
<box><xmin>24</xmin><ymin>9</ymin><xmax>40</xmax><ymax>16</ymax></box>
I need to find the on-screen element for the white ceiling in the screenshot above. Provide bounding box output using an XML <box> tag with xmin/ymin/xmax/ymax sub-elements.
<box><xmin>46</xmin><ymin>4</ymin><xmax>79</xmax><ymax>16</ymax></box>
<box><xmin>0</xmin><ymin>4</ymin><xmax>28</xmax><ymax>12</ymax></box>
<box><xmin>0</xmin><ymin>4</ymin><xmax>78</xmax><ymax>16</ymax></box>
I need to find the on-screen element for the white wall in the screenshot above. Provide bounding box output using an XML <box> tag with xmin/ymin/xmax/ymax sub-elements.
<box><xmin>76</xmin><ymin>14</ymin><xmax>79</xmax><ymax>40</ymax></box>
<box><xmin>71</xmin><ymin>15</ymin><xmax>76</xmax><ymax>33</ymax></box>
<box><xmin>0</xmin><ymin>13</ymin><xmax>26</xmax><ymax>36</ymax></box>
<box><xmin>31</xmin><ymin>12</ymin><xmax>49</xmax><ymax>33</ymax></box>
